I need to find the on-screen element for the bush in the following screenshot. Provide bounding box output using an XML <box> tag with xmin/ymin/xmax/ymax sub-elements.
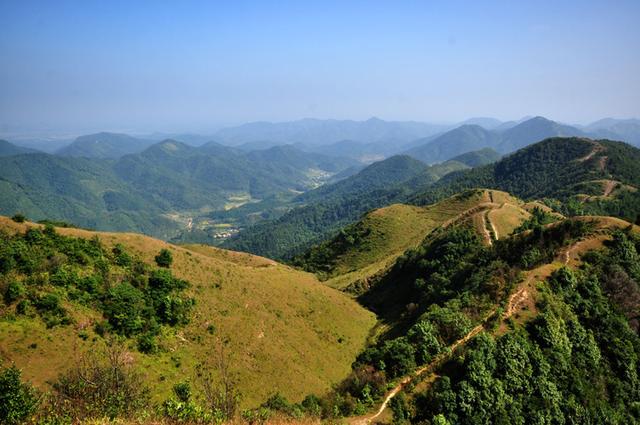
<box><xmin>0</xmin><ymin>365</ymin><xmax>39</xmax><ymax>425</ymax></box>
<box><xmin>112</xmin><ymin>244</ymin><xmax>132</xmax><ymax>267</ymax></box>
<box><xmin>137</xmin><ymin>332</ymin><xmax>158</xmax><ymax>354</ymax></box>
<box><xmin>11</xmin><ymin>213</ymin><xmax>26</xmax><ymax>223</ymax></box>
<box><xmin>50</xmin><ymin>344</ymin><xmax>150</xmax><ymax>420</ymax></box>
<box><xmin>155</xmin><ymin>249</ymin><xmax>173</xmax><ymax>268</ymax></box>
<box><xmin>301</xmin><ymin>394</ymin><xmax>323</xmax><ymax>416</ymax></box>
<box><xmin>15</xmin><ymin>299</ymin><xmax>32</xmax><ymax>315</ymax></box>
<box><xmin>4</xmin><ymin>281</ymin><xmax>26</xmax><ymax>304</ymax></box>
<box><xmin>173</xmin><ymin>381</ymin><xmax>192</xmax><ymax>402</ymax></box>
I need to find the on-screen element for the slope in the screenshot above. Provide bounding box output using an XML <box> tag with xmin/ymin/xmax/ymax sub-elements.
<box><xmin>0</xmin><ymin>140</ymin><xmax>39</xmax><ymax>156</ymax></box>
<box><xmin>0</xmin><ymin>153</ymin><xmax>177</xmax><ymax>235</ymax></box>
<box><xmin>347</xmin><ymin>215</ymin><xmax>640</xmax><ymax>424</ymax></box>
<box><xmin>57</xmin><ymin>132</ymin><xmax>156</xmax><ymax>158</ymax></box>
<box><xmin>403</xmin><ymin>116</ymin><xmax>588</xmax><ymax>164</ymax></box>
<box><xmin>0</xmin><ymin>216</ymin><xmax>376</xmax><ymax>408</ymax></box>
<box><xmin>294</xmin><ymin>190</ymin><xmax>530</xmax><ymax>292</ymax></box>
<box><xmin>222</xmin><ymin>156</ymin><xmax>472</xmax><ymax>260</ymax></box>
<box><xmin>405</xmin><ymin>125</ymin><xmax>501</xmax><ymax>164</ymax></box>
<box><xmin>325</xmin><ymin>203</ymin><xmax>640</xmax><ymax>424</ymax></box>
<box><xmin>410</xmin><ymin>138</ymin><xmax>640</xmax><ymax>220</ymax></box>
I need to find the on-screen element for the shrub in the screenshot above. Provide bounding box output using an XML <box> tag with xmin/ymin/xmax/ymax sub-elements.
<box><xmin>155</xmin><ymin>248</ymin><xmax>173</xmax><ymax>268</ymax></box>
<box><xmin>50</xmin><ymin>343</ymin><xmax>150</xmax><ymax>420</ymax></box>
<box><xmin>0</xmin><ymin>365</ymin><xmax>39</xmax><ymax>425</ymax></box>
<box><xmin>112</xmin><ymin>244</ymin><xmax>132</xmax><ymax>267</ymax></box>
<box><xmin>15</xmin><ymin>299</ymin><xmax>32</xmax><ymax>315</ymax></box>
<box><xmin>4</xmin><ymin>281</ymin><xmax>26</xmax><ymax>304</ymax></box>
<box><xmin>11</xmin><ymin>213</ymin><xmax>26</xmax><ymax>223</ymax></box>
<box><xmin>173</xmin><ymin>381</ymin><xmax>192</xmax><ymax>403</ymax></box>
<box><xmin>34</xmin><ymin>293</ymin><xmax>63</xmax><ymax>314</ymax></box>
<box><xmin>137</xmin><ymin>332</ymin><xmax>158</xmax><ymax>354</ymax></box>
<box><xmin>159</xmin><ymin>381</ymin><xmax>210</xmax><ymax>423</ymax></box>
<box><xmin>301</xmin><ymin>394</ymin><xmax>322</xmax><ymax>416</ymax></box>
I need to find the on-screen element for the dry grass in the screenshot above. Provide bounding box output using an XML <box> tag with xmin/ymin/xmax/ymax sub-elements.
<box><xmin>488</xmin><ymin>203</ymin><xmax>531</xmax><ymax>238</ymax></box>
<box><xmin>0</xmin><ymin>217</ymin><xmax>376</xmax><ymax>408</ymax></box>
<box><xmin>325</xmin><ymin>190</ymin><xmax>524</xmax><ymax>290</ymax></box>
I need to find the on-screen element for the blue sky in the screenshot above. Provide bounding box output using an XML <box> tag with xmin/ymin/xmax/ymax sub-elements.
<box><xmin>1</xmin><ymin>0</ymin><xmax>638</xmax><ymax>134</ymax></box>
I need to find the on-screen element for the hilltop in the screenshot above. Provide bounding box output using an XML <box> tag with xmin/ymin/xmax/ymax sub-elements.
<box><xmin>293</xmin><ymin>190</ymin><xmax>529</xmax><ymax>292</ymax></box>
<box><xmin>410</xmin><ymin>137</ymin><xmax>640</xmax><ymax>220</ymax></box>
<box><xmin>56</xmin><ymin>132</ymin><xmax>156</xmax><ymax>159</ymax></box>
<box><xmin>0</xmin><ymin>140</ymin><xmax>39</xmax><ymax>156</ymax></box>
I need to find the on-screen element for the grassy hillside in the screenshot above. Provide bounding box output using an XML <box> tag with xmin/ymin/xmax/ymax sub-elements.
<box><xmin>294</xmin><ymin>190</ymin><xmax>530</xmax><ymax>292</ymax></box>
<box><xmin>0</xmin><ymin>216</ymin><xmax>376</xmax><ymax>408</ymax></box>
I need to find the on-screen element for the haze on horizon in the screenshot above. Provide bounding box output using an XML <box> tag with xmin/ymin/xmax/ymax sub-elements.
<box><xmin>1</xmin><ymin>0</ymin><xmax>639</xmax><ymax>136</ymax></box>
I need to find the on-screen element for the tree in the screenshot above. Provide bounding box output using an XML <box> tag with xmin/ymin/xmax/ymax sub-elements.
<box><xmin>0</xmin><ymin>366</ymin><xmax>39</xmax><ymax>425</ymax></box>
<box><xmin>155</xmin><ymin>248</ymin><xmax>173</xmax><ymax>268</ymax></box>
<box><xmin>196</xmin><ymin>342</ymin><xmax>241</xmax><ymax>421</ymax></box>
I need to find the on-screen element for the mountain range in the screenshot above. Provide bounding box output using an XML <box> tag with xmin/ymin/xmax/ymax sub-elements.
<box><xmin>0</xmin><ymin>139</ymin><xmax>357</xmax><ymax>238</ymax></box>
<box><xmin>404</xmin><ymin>116</ymin><xmax>593</xmax><ymax>164</ymax></box>
<box><xmin>225</xmin><ymin>137</ymin><xmax>640</xmax><ymax>260</ymax></box>
<box><xmin>6</xmin><ymin>116</ymin><xmax>639</xmax><ymax>164</ymax></box>
<box><xmin>2</xmin><ymin>134</ymin><xmax>640</xmax><ymax>424</ymax></box>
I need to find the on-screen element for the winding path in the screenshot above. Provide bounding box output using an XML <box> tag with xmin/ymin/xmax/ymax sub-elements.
<box><xmin>351</xmin><ymin>236</ymin><xmax>598</xmax><ymax>424</ymax></box>
<box><xmin>350</xmin><ymin>315</ymin><xmax>492</xmax><ymax>425</ymax></box>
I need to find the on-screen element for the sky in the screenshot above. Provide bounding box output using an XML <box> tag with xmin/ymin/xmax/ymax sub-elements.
<box><xmin>1</xmin><ymin>0</ymin><xmax>639</xmax><ymax>135</ymax></box>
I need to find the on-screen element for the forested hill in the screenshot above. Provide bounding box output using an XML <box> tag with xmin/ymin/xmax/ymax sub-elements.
<box><xmin>226</xmin><ymin>137</ymin><xmax>640</xmax><ymax>260</ymax></box>
<box><xmin>409</xmin><ymin>137</ymin><xmax>640</xmax><ymax>221</ymax></box>
<box><xmin>0</xmin><ymin>141</ymin><xmax>358</xmax><ymax>238</ymax></box>
<box><xmin>0</xmin><ymin>139</ymin><xmax>39</xmax><ymax>156</ymax></box>
<box><xmin>221</xmin><ymin>153</ymin><xmax>486</xmax><ymax>260</ymax></box>
<box><xmin>295</xmin><ymin>155</ymin><xmax>428</xmax><ymax>204</ymax></box>
<box><xmin>403</xmin><ymin>116</ymin><xmax>589</xmax><ymax>164</ymax></box>
<box><xmin>56</xmin><ymin>132</ymin><xmax>156</xmax><ymax>158</ymax></box>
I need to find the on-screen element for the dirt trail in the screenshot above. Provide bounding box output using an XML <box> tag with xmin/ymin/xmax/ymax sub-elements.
<box><xmin>577</xmin><ymin>141</ymin><xmax>604</xmax><ymax>162</ymax></box>
<box><xmin>479</xmin><ymin>212</ymin><xmax>494</xmax><ymax>246</ymax></box>
<box><xmin>350</xmin><ymin>316</ymin><xmax>491</xmax><ymax>425</ymax></box>
<box><xmin>350</xmin><ymin>228</ymin><xmax>622</xmax><ymax>424</ymax></box>
<box><xmin>603</xmin><ymin>180</ymin><xmax>617</xmax><ymax>197</ymax></box>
